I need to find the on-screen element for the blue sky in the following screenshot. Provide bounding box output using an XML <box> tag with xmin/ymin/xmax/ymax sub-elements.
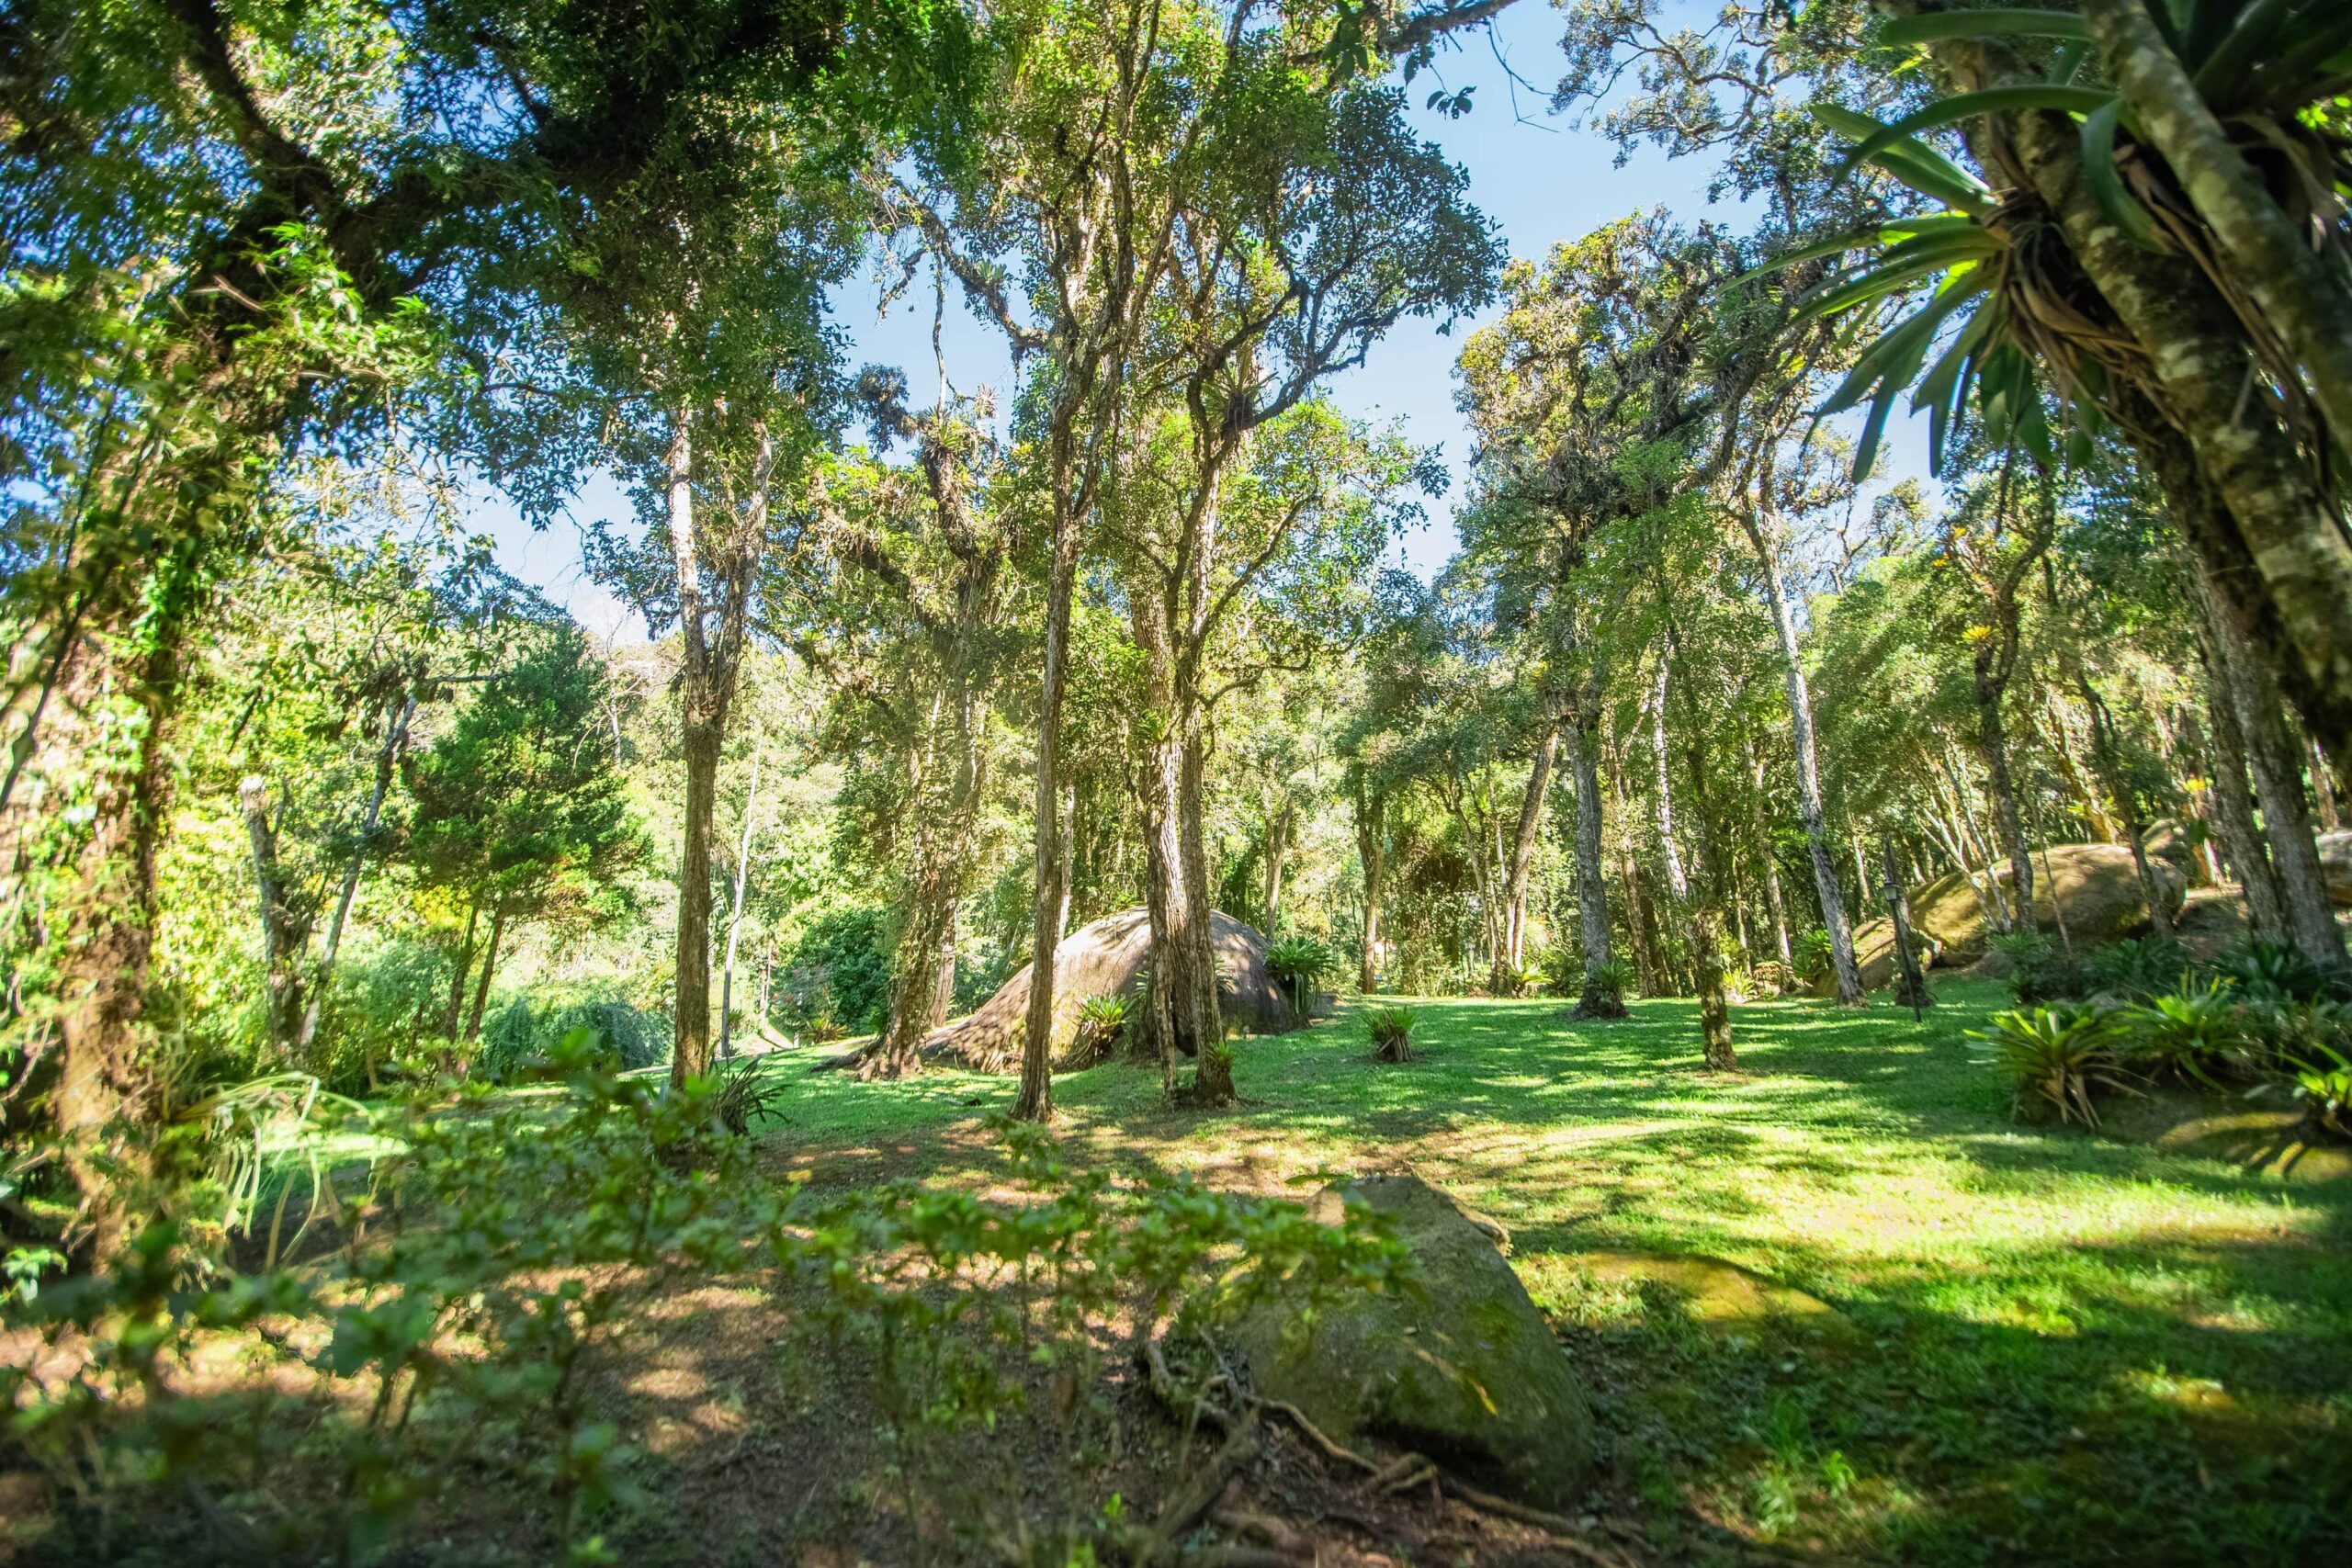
<box><xmin>486</xmin><ymin>0</ymin><xmax>1931</xmax><ymax>637</ymax></box>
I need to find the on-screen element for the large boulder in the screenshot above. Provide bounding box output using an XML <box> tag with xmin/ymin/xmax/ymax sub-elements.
<box><xmin>2320</xmin><ymin>830</ymin><xmax>2352</xmax><ymax>907</ymax></box>
<box><xmin>1821</xmin><ymin>843</ymin><xmax>2185</xmax><ymax>992</ymax></box>
<box><xmin>1219</xmin><ymin>1174</ymin><xmax>1593</xmax><ymax>1509</ymax></box>
<box><xmin>917</xmin><ymin>908</ymin><xmax>1294</xmax><ymax>1072</ymax></box>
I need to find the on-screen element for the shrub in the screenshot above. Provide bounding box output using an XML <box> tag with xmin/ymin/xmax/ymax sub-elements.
<box><xmin>1495</xmin><ymin>959</ymin><xmax>1544</xmax><ymax>998</ymax></box>
<box><xmin>2086</xmin><ymin>936</ymin><xmax>2189</xmax><ymax>1001</ymax></box>
<box><xmin>1362</xmin><ymin>1004</ymin><xmax>1419</xmax><ymax>1063</ymax></box>
<box><xmin>2117</xmin><ymin>976</ymin><xmax>2245</xmax><ymax>1085</ymax></box>
<box><xmin>478</xmin><ymin>993</ymin><xmax>670</xmax><ymax>1079</ymax></box>
<box><xmin>2290</xmin><ymin>1043</ymin><xmax>2352</xmax><ymax>1142</ymax></box>
<box><xmin>2210</xmin><ymin>940</ymin><xmax>2344</xmax><ymax>1010</ymax></box>
<box><xmin>1263</xmin><ymin>936</ymin><xmax>1337</xmax><ymax>1015</ymax></box>
<box><xmin>1969</xmin><ymin>1005</ymin><xmax>2123</xmax><ymax>1125</ymax></box>
<box><xmin>784</xmin><ymin>907</ymin><xmax>893</xmax><ymax>1036</ymax></box>
<box><xmin>1992</xmin><ymin>930</ymin><xmax>2090</xmax><ymax>1006</ymax></box>
<box><xmin>1583</xmin><ymin>955</ymin><xmax>1638</xmax><ymax>1007</ymax></box>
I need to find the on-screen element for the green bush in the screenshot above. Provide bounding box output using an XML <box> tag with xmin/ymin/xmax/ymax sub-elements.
<box><xmin>1969</xmin><ymin>1005</ymin><xmax>2122</xmax><ymax>1126</ymax></box>
<box><xmin>784</xmin><ymin>907</ymin><xmax>894</xmax><ymax>1035</ymax></box>
<box><xmin>1991</xmin><ymin>930</ymin><xmax>2090</xmax><ymax>1006</ymax></box>
<box><xmin>2086</xmin><ymin>936</ymin><xmax>2189</xmax><ymax>1001</ymax></box>
<box><xmin>478</xmin><ymin>993</ymin><xmax>671</xmax><ymax>1079</ymax></box>
<box><xmin>2210</xmin><ymin>940</ymin><xmax>2345</xmax><ymax>1009</ymax></box>
<box><xmin>2290</xmin><ymin>1043</ymin><xmax>2352</xmax><ymax>1142</ymax></box>
<box><xmin>1067</xmin><ymin>992</ymin><xmax>1135</xmax><ymax>1067</ymax></box>
<box><xmin>1794</xmin><ymin>928</ymin><xmax>1836</xmax><ymax>987</ymax></box>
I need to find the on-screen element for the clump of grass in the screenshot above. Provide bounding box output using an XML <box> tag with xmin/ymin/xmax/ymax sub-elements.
<box><xmin>1969</xmin><ymin>1004</ymin><xmax>2122</xmax><ymax>1125</ymax></box>
<box><xmin>1362</xmin><ymin>1003</ymin><xmax>1419</xmax><ymax>1063</ymax></box>
<box><xmin>714</xmin><ymin>1056</ymin><xmax>785</xmax><ymax>1135</ymax></box>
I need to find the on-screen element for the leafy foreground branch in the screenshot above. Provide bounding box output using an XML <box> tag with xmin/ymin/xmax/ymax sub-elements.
<box><xmin>0</xmin><ymin>1036</ymin><xmax>1452</xmax><ymax>1564</ymax></box>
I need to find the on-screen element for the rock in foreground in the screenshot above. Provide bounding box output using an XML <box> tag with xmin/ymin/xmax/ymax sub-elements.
<box><xmin>1219</xmin><ymin>1174</ymin><xmax>1592</xmax><ymax>1509</ymax></box>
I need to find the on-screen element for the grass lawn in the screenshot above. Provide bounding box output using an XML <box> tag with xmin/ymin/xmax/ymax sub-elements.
<box><xmin>750</xmin><ymin>980</ymin><xmax>2352</xmax><ymax>1564</ymax></box>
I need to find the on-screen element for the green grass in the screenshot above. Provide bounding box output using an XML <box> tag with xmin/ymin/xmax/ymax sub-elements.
<box><xmin>747</xmin><ymin>982</ymin><xmax>2352</xmax><ymax>1564</ymax></box>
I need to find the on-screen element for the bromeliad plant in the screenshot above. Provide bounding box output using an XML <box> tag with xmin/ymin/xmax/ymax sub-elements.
<box><xmin>1970</xmin><ymin>1003</ymin><xmax>2124</xmax><ymax>1125</ymax></box>
<box><xmin>1766</xmin><ymin>1</ymin><xmax>2352</xmax><ymax>483</ymax></box>
<box><xmin>2119</xmin><ymin>976</ymin><xmax>2245</xmax><ymax>1084</ymax></box>
<box><xmin>1362</xmin><ymin>1004</ymin><xmax>1419</xmax><ymax>1064</ymax></box>
<box><xmin>1264</xmin><ymin>936</ymin><xmax>1337</xmax><ymax>1018</ymax></box>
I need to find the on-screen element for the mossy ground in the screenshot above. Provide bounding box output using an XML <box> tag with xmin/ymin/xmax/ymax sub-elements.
<box><xmin>744</xmin><ymin>979</ymin><xmax>2352</xmax><ymax>1564</ymax></box>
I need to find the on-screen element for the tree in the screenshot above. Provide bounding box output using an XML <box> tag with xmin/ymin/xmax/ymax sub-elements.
<box><xmin>403</xmin><ymin>630</ymin><xmax>645</xmax><ymax>1051</ymax></box>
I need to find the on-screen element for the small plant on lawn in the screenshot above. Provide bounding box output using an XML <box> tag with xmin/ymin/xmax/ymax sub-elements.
<box><xmin>1066</xmin><ymin>993</ymin><xmax>1134</xmax><ymax>1068</ymax></box>
<box><xmin>2118</xmin><ymin>976</ymin><xmax>2245</xmax><ymax>1085</ymax></box>
<box><xmin>1263</xmin><ymin>936</ymin><xmax>1336</xmax><ymax>1017</ymax></box>
<box><xmin>1573</xmin><ymin>956</ymin><xmax>1637</xmax><ymax>1021</ymax></box>
<box><xmin>1969</xmin><ymin>1005</ymin><xmax>2123</xmax><ymax>1125</ymax></box>
<box><xmin>712</xmin><ymin>1055</ymin><xmax>785</xmax><ymax>1134</ymax></box>
<box><xmin>2086</xmin><ymin>935</ymin><xmax>2189</xmax><ymax>1001</ymax></box>
<box><xmin>1363</xmin><ymin>1004</ymin><xmax>1419</xmax><ymax>1063</ymax></box>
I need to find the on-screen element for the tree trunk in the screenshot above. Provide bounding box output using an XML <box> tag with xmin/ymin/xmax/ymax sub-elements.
<box><xmin>1354</xmin><ymin>786</ymin><xmax>1387</xmax><ymax>993</ymax></box>
<box><xmin>2199</xmin><ymin>559</ymin><xmax>2346</xmax><ymax>966</ymax></box>
<box><xmin>1606</xmin><ymin>729</ymin><xmax>1665</xmax><ymax>995</ymax></box>
<box><xmin>2312</xmin><ymin>739</ymin><xmax>2343</xmax><ymax>835</ymax></box>
<box><xmin>2000</xmin><ymin>84</ymin><xmax>2352</xmax><ymax>755</ymax></box>
<box><xmin>239</xmin><ymin>773</ymin><xmax>309</xmax><ymax>1058</ymax></box>
<box><xmin>300</xmin><ymin>690</ymin><xmax>413</xmax><ymax>1054</ymax></box>
<box><xmin>1651</xmin><ymin>662</ymin><xmax>1734</xmax><ymax>1069</ymax></box>
<box><xmin>1495</xmin><ymin>716</ymin><xmax>1561</xmax><ymax>990</ymax></box>
<box><xmin>51</xmin><ymin>615</ymin><xmax>186</xmax><ymax>1259</ymax></box>
<box><xmin>1742</xmin><ymin>515</ymin><xmax>1861</xmax><ymax>1002</ymax></box>
<box><xmin>1973</xmin><ymin>641</ymin><xmax>2036</xmax><ymax>931</ymax></box>
<box><xmin>1177</xmin><ymin>720</ymin><xmax>1234</xmax><ymax>1104</ymax></box>
<box><xmin>718</xmin><ymin>744</ymin><xmax>763</xmax><ymax>1062</ymax></box>
<box><xmin>464</xmin><ymin>907</ymin><xmax>505</xmax><ymax>1044</ymax></box>
<box><xmin>2070</xmin><ymin>671</ymin><xmax>2173</xmax><ymax>938</ymax></box>
<box><xmin>2082</xmin><ymin>0</ymin><xmax>2352</xmax><ymax>456</ymax></box>
<box><xmin>1743</xmin><ymin>737</ymin><xmax>1793</xmax><ymax>967</ymax></box>
<box><xmin>1262</xmin><ymin>801</ymin><xmax>1294</xmax><ymax>933</ymax></box>
<box><xmin>1012</xmin><ymin>470</ymin><xmax>1080</xmax><ymax>1121</ymax></box>
<box><xmin>1569</xmin><ymin>694</ymin><xmax>1618</xmax><ymax>1013</ymax></box>
<box><xmin>443</xmin><ymin>900</ymin><xmax>479</xmax><ymax>1043</ymax></box>
<box><xmin>1880</xmin><ymin>842</ymin><xmax>1932</xmax><ymax>1012</ymax></box>
<box><xmin>667</xmin><ymin>414</ymin><xmax>718</xmax><ymax>1089</ymax></box>
<box><xmin>929</xmin><ymin>903</ymin><xmax>957</xmax><ymax>1030</ymax></box>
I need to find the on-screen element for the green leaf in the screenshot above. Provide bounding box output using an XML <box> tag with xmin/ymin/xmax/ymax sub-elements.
<box><xmin>1810</xmin><ymin>103</ymin><xmax>1997</xmax><ymax>214</ymax></box>
<box><xmin>1880</xmin><ymin>10</ymin><xmax>2092</xmax><ymax>44</ymax></box>
<box><xmin>1853</xmin><ymin>384</ymin><xmax>1899</xmax><ymax>483</ymax></box>
<box><xmin>1820</xmin><ymin>273</ymin><xmax>1991</xmax><ymax>415</ymax></box>
<box><xmin>2079</xmin><ymin>100</ymin><xmax>2158</xmax><ymax>249</ymax></box>
<box><xmin>1796</xmin><ymin>240</ymin><xmax>1991</xmax><ymax>322</ymax></box>
<box><xmin>1833</xmin><ymin>87</ymin><xmax>2116</xmax><ymax>188</ymax></box>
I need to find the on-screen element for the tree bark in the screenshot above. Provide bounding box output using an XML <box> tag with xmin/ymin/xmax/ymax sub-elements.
<box><xmin>464</xmin><ymin>907</ymin><xmax>505</xmax><ymax>1044</ymax></box>
<box><xmin>1651</xmin><ymin>661</ymin><xmax>1733</xmax><ymax>1069</ymax></box>
<box><xmin>1569</xmin><ymin>688</ymin><xmax>1618</xmax><ymax>1012</ymax></box>
<box><xmin>666</xmin><ymin>413</ymin><xmax>718</xmax><ymax>1088</ymax></box>
<box><xmin>442</xmin><ymin>900</ymin><xmax>479</xmax><ymax>1044</ymax></box>
<box><xmin>1495</xmin><ymin>714</ymin><xmax>1561</xmax><ymax>990</ymax></box>
<box><xmin>1261</xmin><ymin>801</ymin><xmax>1294</xmax><ymax>933</ymax></box>
<box><xmin>300</xmin><ymin>689</ymin><xmax>413</xmax><ymax>1054</ymax></box>
<box><xmin>1741</xmin><ymin>514</ymin><xmax>1861</xmax><ymax>1002</ymax></box>
<box><xmin>2198</xmin><ymin>558</ymin><xmax>2346</xmax><ymax>966</ymax></box>
<box><xmin>1743</xmin><ymin>737</ymin><xmax>1793</xmax><ymax>967</ymax></box>
<box><xmin>1353</xmin><ymin>785</ymin><xmax>1387</xmax><ymax>993</ymax></box>
<box><xmin>2312</xmin><ymin>739</ymin><xmax>2343</xmax><ymax>835</ymax></box>
<box><xmin>718</xmin><ymin>744</ymin><xmax>762</xmax><ymax>1062</ymax></box>
<box><xmin>2082</xmin><ymin>0</ymin><xmax>2352</xmax><ymax>455</ymax></box>
<box><xmin>239</xmin><ymin>773</ymin><xmax>309</xmax><ymax>1058</ymax></box>
<box><xmin>1012</xmin><ymin>450</ymin><xmax>1082</xmax><ymax>1122</ymax></box>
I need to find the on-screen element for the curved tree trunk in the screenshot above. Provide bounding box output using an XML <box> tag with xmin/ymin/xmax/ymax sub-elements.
<box><xmin>1742</xmin><ymin>515</ymin><xmax>1862</xmax><ymax>1003</ymax></box>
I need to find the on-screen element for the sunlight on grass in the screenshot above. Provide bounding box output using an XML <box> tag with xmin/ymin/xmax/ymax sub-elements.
<box><xmin>757</xmin><ymin>983</ymin><xmax>2352</xmax><ymax>1562</ymax></box>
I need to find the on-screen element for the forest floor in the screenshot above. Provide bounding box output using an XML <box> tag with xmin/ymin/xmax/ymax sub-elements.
<box><xmin>737</xmin><ymin>980</ymin><xmax>2352</xmax><ymax>1566</ymax></box>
